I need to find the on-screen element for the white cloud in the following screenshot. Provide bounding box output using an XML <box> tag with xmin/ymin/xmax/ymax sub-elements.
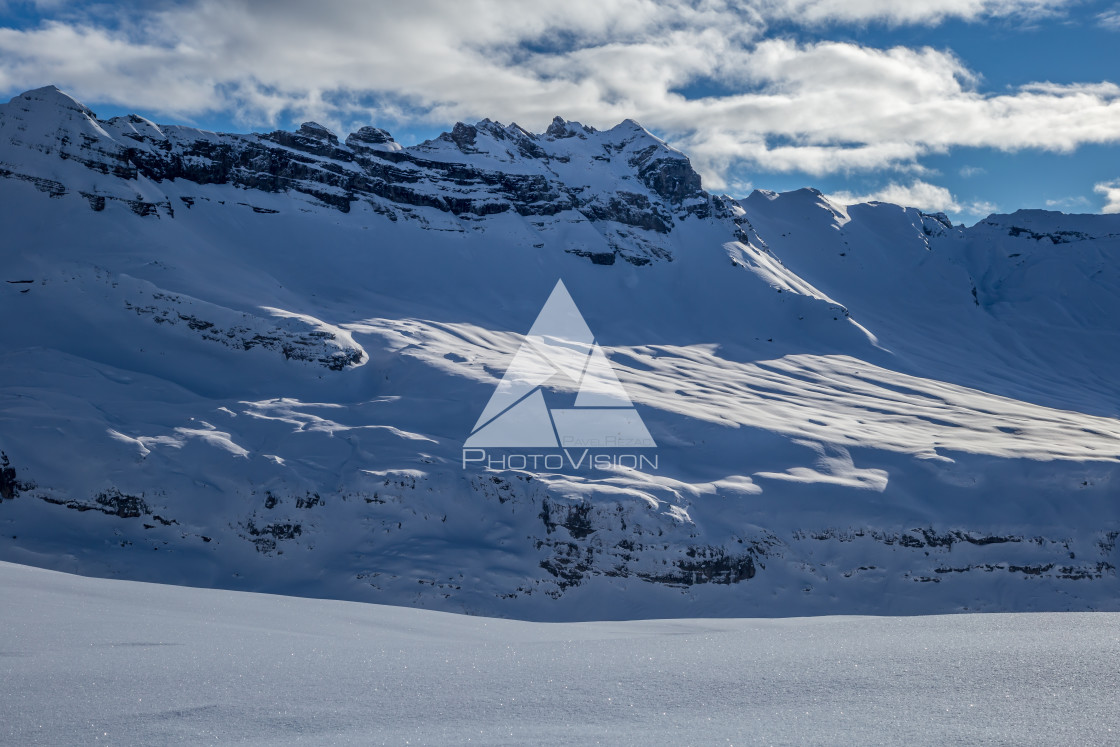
<box><xmin>828</xmin><ymin>180</ymin><xmax>962</xmax><ymax>212</ymax></box>
<box><xmin>0</xmin><ymin>0</ymin><xmax>1113</xmax><ymax>191</ymax></box>
<box><xmin>959</xmin><ymin>165</ymin><xmax>986</xmax><ymax>178</ymax></box>
<box><xmin>1098</xmin><ymin>6</ymin><xmax>1120</xmax><ymax>29</ymax></box>
<box><xmin>965</xmin><ymin>199</ymin><xmax>1000</xmax><ymax>216</ymax></box>
<box><xmin>828</xmin><ymin>181</ymin><xmax>999</xmax><ymax>216</ymax></box>
<box><xmin>1094</xmin><ymin>179</ymin><xmax>1120</xmax><ymax>213</ymax></box>
<box><xmin>1045</xmin><ymin>195</ymin><xmax>1090</xmax><ymax>209</ymax></box>
<box><xmin>763</xmin><ymin>0</ymin><xmax>1075</xmax><ymax>25</ymax></box>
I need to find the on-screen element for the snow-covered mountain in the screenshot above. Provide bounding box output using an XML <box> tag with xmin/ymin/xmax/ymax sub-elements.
<box><xmin>1</xmin><ymin>85</ymin><xmax>1118</xmax><ymax>620</ymax></box>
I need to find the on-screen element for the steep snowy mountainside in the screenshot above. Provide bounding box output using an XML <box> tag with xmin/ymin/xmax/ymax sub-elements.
<box><xmin>738</xmin><ymin>190</ymin><xmax>1120</xmax><ymax>416</ymax></box>
<box><xmin>0</xmin><ymin>86</ymin><xmax>1118</xmax><ymax>620</ymax></box>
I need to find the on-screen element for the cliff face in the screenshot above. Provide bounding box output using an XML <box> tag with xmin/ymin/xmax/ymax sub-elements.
<box><xmin>1</xmin><ymin>86</ymin><xmax>716</xmax><ymax>265</ymax></box>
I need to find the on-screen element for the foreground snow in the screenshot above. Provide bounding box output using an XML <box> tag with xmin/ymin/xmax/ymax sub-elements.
<box><xmin>1</xmin><ymin>562</ymin><xmax>1117</xmax><ymax>745</ymax></box>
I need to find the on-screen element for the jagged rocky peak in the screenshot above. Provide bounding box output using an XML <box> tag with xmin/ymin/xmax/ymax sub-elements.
<box><xmin>601</xmin><ymin>117</ymin><xmax>672</xmax><ymax>151</ymax></box>
<box><xmin>417</xmin><ymin>117</ymin><xmax>548</xmax><ymax>160</ymax></box>
<box><xmin>919</xmin><ymin>211</ymin><xmax>953</xmax><ymax>237</ymax></box>
<box><xmin>504</xmin><ymin>121</ymin><xmax>536</xmax><ymax>139</ymax></box>
<box><xmin>470</xmin><ymin>118</ymin><xmax>540</xmax><ymax>145</ymax></box>
<box><xmin>544</xmin><ymin>116</ymin><xmax>596</xmax><ymax>139</ymax></box>
<box><xmin>923</xmin><ymin>211</ymin><xmax>952</xmax><ymax>228</ymax></box>
<box><xmin>345</xmin><ymin>125</ymin><xmax>400</xmax><ymax>153</ymax></box>
<box><xmin>297</xmin><ymin>121</ymin><xmax>338</xmax><ymax>143</ymax></box>
<box><xmin>448</xmin><ymin>120</ymin><xmax>479</xmax><ymax>149</ymax></box>
<box><xmin>260</xmin><ymin>120</ymin><xmax>348</xmax><ymax>158</ymax></box>
<box><xmin>427</xmin><ymin>113</ymin><xmax>691</xmax><ymax>166</ymax></box>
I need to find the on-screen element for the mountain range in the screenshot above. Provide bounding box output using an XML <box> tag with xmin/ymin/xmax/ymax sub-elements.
<box><xmin>1</xmin><ymin>85</ymin><xmax>1117</xmax><ymax>620</ymax></box>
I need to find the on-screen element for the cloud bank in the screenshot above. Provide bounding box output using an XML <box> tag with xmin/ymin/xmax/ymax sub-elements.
<box><xmin>0</xmin><ymin>0</ymin><xmax>1114</xmax><ymax>194</ymax></box>
<box><xmin>1095</xmin><ymin>180</ymin><xmax>1120</xmax><ymax>213</ymax></box>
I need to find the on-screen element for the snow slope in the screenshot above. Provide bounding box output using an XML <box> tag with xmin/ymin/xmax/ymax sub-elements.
<box><xmin>3</xmin><ymin>561</ymin><xmax>1119</xmax><ymax>746</ymax></box>
<box><xmin>0</xmin><ymin>86</ymin><xmax>1118</xmax><ymax>619</ymax></box>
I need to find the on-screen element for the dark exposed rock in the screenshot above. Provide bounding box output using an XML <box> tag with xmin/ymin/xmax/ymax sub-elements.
<box><xmin>580</xmin><ymin>191</ymin><xmax>673</xmax><ymax>233</ymax></box>
<box><xmin>248</xmin><ymin>520</ymin><xmax>302</xmax><ymax>540</ymax></box>
<box><xmin>296</xmin><ymin>492</ymin><xmax>323</xmax><ymax>509</ymax></box>
<box><xmin>544</xmin><ymin>116</ymin><xmax>595</xmax><ymax>140</ymax></box>
<box><xmin>37</xmin><ymin>486</ymin><xmax>174</xmax><ymax>525</ymax></box>
<box><xmin>540</xmin><ymin>499</ymin><xmax>595</xmax><ymax>539</ymax></box>
<box><xmin>638</xmin><ymin>547</ymin><xmax>756</xmax><ymax>585</ymax></box>
<box><xmin>449</xmin><ymin>122</ymin><xmax>478</xmax><ymax>151</ymax></box>
<box><xmin>534</xmin><ymin>495</ymin><xmax>768</xmax><ymax>593</ymax></box>
<box><xmin>260</xmin><ymin>122</ymin><xmax>349</xmax><ymax>160</ymax></box>
<box><xmin>0</xmin><ymin>452</ymin><xmax>34</xmax><ymax>501</ymax></box>
<box><xmin>0</xmin><ymin>166</ymin><xmax>67</xmax><ymax>197</ymax></box>
<box><xmin>628</xmin><ymin>144</ymin><xmax>704</xmax><ymax>204</ymax></box>
<box><xmin>83</xmin><ymin>192</ymin><xmax>106</xmax><ymax>211</ymax></box>
<box><xmin>345</xmin><ymin>126</ymin><xmax>398</xmax><ymax>152</ymax></box>
<box><xmin>1005</xmin><ymin>226</ymin><xmax>1092</xmax><ymax>244</ymax></box>
<box><xmin>244</xmin><ymin>519</ymin><xmax>303</xmax><ymax>553</ymax></box>
<box><xmin>565</xmin><ymin>249</ymin><xmax>617</xmax><ymax>265</ymax></box>
<box><xmin>920</xmin><ymin>211</ymin><xmax>953</xmax><ymax>236</ymax></box>
<box><xmin>94</xmin><ymin>488</ymin><xmax>150</xmax><ymax>519</ymax></box>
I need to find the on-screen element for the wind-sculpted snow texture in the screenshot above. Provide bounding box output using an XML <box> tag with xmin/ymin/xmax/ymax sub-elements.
<box><xmin>4</xmin><ymin>562</ymin><xmax>1119</xmax><ymax>745</ymax></box>
<box><xmin>1</xmin><ymin>86</ymin><xmax>1118</xmax><ymax>620</ymax></box>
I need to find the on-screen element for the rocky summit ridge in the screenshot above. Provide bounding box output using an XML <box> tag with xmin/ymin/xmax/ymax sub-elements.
<box><xmin>1</xmin><ymin>85</ymin><xmax>716</xmax><ymax>265</ymax></box>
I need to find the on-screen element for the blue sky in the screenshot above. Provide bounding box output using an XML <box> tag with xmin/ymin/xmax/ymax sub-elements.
<box><xmin>2</xmin><ymin>0</ymin><xmax>1120</xmax><ymax>223</ymax></box>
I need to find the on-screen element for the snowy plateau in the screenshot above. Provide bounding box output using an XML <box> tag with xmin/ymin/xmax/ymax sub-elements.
<box><xmin>1</xmin><ymin>84</ymin><xmax>1119</xmax><ymax>627</ymax></box>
